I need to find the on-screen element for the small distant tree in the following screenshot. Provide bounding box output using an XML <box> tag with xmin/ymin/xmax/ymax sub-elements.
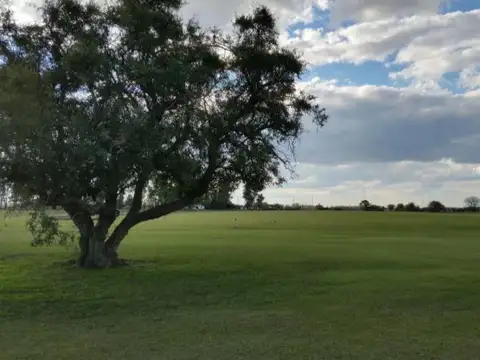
<box><xmin>199</xmin><ymin>182</ymin><xmax>234</xmax><ymax>209</ymax></box>
<box><xmin>405</xmin><ymin>202</ymin><xmax>419</xmax><ymax>212</ymax></box>
<box><xmin>271</xmin><ymin>203</ymin><xmax>284</xmax><ymax>210</ymax></box>
<box><xmin>315</xmin><ymin>203</ymin><xmax>325</xmax><ymax>210</ymax></box>
<box><xmin>464</xmin><ymin>196</ymin><xmax>480</xmax><ymax>212</ymax></box>
<box><xmin>123</xmin><ymin>194</ymin><xmax>134</xmax><ymax>209</ymax></box>
<box><xmin>243</xmin><ymin>187</ymin><xmax>257</xmax><ymax>210</ymax></box>
<box><xmin>359</xmin><ymin>200</ymin><xmax>370</xmax><ymax>210</ymax></box>
<box><xmin>369</xmin><ymin>204</ymin><xmax>385</xmax><ymax>211</ymax></box>
<box><xmin>255</xmin><ymin>193</ymin><xmax>265</xmax><ymax>209</ymax></box>
<box><xmin>395</xmin><ymin>203</ymin><xmax>405</xmax><ymax>211</ymax></box>
<box><xmin>387</xmin><ymin>204</ymin><xmax>395</xmax><ymax>211</ymax></box>
<box><xmin>0</xmin><ymin>183</ymin><xmax>7</xmax><ymax>209</ymax></box>
<box><xmin>117</xmin><ymin>195</ymin><xmax>125</xmax><ymax>210</ymax></box>
<box><xmin>427</xmin><ymin>201</ymin><xmax>446</xmax><ymax>213</ymax></box>
<box><xmin>286</xmin><ymin>203</ymin><xmax>302</xmax><ymax>210</ymax></box>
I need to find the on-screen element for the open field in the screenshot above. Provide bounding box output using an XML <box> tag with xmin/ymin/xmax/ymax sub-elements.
<box><xmin>1</xmin><ymin>210</ymin><xmax>480</xmax><ymax>359</ymax></box>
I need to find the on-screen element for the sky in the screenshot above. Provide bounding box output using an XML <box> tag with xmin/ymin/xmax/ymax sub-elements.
<box><xmin>10</xmin><ymin>0</ymin><xmax>480</xmax><ymax>207</ymax></box>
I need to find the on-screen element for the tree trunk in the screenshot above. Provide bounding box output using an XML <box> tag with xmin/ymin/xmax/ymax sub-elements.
<box><xmin>103</xmin><ymin>222</ymin><xmax>132</xmax><ymax>267</ymax></box>
<box><xmin>76</xmin><ymin>227</ymin><xmax>130</xmax><ymax>269</ymax></box>
<box><xmin>103</xmin><ymin>240</ymin><xmax>125</xmax><ymax>267</ymax></box>
<box><xmin>67</xmin><ymin>196</ymin><xmax>195</xmax><ymax>269</ymax></box>
<box><xmin>75</xmin><ymin>240</ymin><xmax>123</xmax><ymax>268</ymax></box>
<box><xmin>76</xmin><ymin>233</ymin><xmax>89</xmax><ymax>267</ymax></box>
<box><xmin>75</xmin><ymin>233</ymin><xmax>106</xmax><ymax>268</ymax></box>
<box><xmin>77</xmin><ymin>220</ymin><xmax>118</xmax><ymax>268</ymax></box>
<box><xmin>63</xmin><ymin>203</ymin><xmax>125</xmax><ymax>269</ymax></box>
<box><xmin>83</xmin><ymin>235</ymin><xmax>109</xmax><ymax>268</ymax></box>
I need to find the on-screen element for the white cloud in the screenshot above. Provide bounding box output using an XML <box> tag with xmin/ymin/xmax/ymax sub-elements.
<box><xmin>244</xmin><ymin>77</ymin><xmax>480</xmax><ymax>206</ymax></box>
<box><xmin>9</xmin><ymin>0</ymin><xmax>112</xmax><ymax>24</ymax></box>
<box><xmin>284</xmin><ymin>10</ymin><xmax>480</xmax><ymax>89</ymax></box>
<box><xmin>9</xmin><ymin>0</ymin><xmax>39</xmax><ymax>24</ymax></box>
<box><xmin>392</xmin><ymin>11</ymin><xmax>480</xmax><ymax>85</ymax></box>
<box><xmin>232</xmin><ymin>160</ymin><xmax>480</xmax><ymax>207</ymax></box>
<box><xmin>330</xmin><ymin>0</ymin><xmax>448</xmax><ymax>25</ymax></box>
<box><xmin>295</xmin><ymin>77</ymin><xmax>480</xmax><ymax>165</ymax></box>
<box><xmin>458</xmin><ymin>66</ymin><xmax>480</xmax><ymax>90</ymax></box>
<box><xmin>9</xmin><ymin>0</ymin><xmax>330</xmax><ymax>29</ymax></box>
<box><xmin>181</xmin><ymin>0</ymin><xmax>329</xmax><ymax>29</ymax></box>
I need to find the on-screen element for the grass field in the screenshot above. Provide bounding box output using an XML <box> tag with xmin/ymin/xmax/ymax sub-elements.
<box><xmin>1</xmin><ymin>210</ymin><xmax>480</xmax><ymax>359</ymax></box>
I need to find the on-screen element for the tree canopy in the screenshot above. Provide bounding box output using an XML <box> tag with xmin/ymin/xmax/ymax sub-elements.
<box><xmin>0</xmin><ymin>0</ymin><xmax>328</xmax><ymax>268</ymax></box>
<box><xmin>464</xmin><ymin>196</ymin><xmax>480</xmax><ymax>211</ymax></box>
<box><xmin>359</xmin><ymin>200</ymin><xmax>370</xmax><ymax>210</ymax></box>
<box><xmin>427</xmin><ymin>201</ymin><xmax>446</xmax><ymax>213</ymax></box>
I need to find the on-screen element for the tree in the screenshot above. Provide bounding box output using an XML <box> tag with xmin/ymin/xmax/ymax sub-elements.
<box><xmin>199</xmin><ymin>182</ymin><xmax>234</xmax><ymax>209</ymax></box>
<box><xmin>427</xmin><ymin>201</ymin><xmax>446</xmax><ymax>213</ymax></box>
<box><xmin>359</xmin><ymin>200</ymin><xmax>370</xmax><ymax>210</ymax></box>
<box><xmin>243</xmin><ymin>187</ymin><xmax>257</xmax><ymax>210</ymax></box>
<box><xmin>271</xmin><ymin>203</ymin><xmax>284</xmax><ymax>210</ymax></box>
<box><xmin>255</xmin><ymin>193</ymin><xmax>265</xmax><ymax>209</ymax></box>
<box><xmin>0</xmin><ymin>183</ymin><xmax>7</xmax><ymax>209</ymax></box>
<box><xmin>464</xmin><ymin>196</ymin><xmax>480</xmax><ymax>212</ymax></box>
<box><xmin>123</xmin><ymin>194</ymin><xmax>134</xmax><ymax>210</ymax></box>
<box><xmin>387</xmin><ymin>204</ymin><xmax>395</xmax><ymax>211</ymax></box>
<box><xmin>368</xmin><ymin>204</ymin><xmax>384</xmax><ymax>212</ymax></box>
<box><xmin>0</xmin><ymin>1</ymin><xmax>327</xmax><ymax>268</ymax></box>
<box><xmin>395</xmin><ymin>203</ymin><xmax>405</xmax><ymax>211</ymax></box>
<box><xmin>405</xmin><ymin>202</ymin><xmax>419</xmax><ymax>212</ymax></box>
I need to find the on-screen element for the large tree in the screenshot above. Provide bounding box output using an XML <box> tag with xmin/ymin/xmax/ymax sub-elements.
<box><xmin>0</xmin><ymin>0</ymin><xmax>327</xmax><ymax>268</ymax></box>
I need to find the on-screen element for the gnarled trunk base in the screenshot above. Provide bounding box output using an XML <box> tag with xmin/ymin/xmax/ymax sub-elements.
<box><xmin>76</xmin><ymin>239</ymin><xmax>127</xmax><ymax>269</ymax></box>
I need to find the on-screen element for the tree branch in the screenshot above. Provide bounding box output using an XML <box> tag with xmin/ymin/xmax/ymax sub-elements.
<box><xmin>127</xmin><ymin>173</ymin><xmax>148</xmax><ymax>215</ymax></box>
<box><xmin>62</xmin><ymin>203</ymin><xmax>94</xmax><ymax>235</ymax></box>
<box><xmin>133</xmin><ymin>153</ymin><xmax>217</xmax><ymax>224</ymax></box>
<box><xmin>103</xmin><ymin>162</ymin><xmax>215</xmax><ymax>251</ymax></box>
<box><xmin>53</xmin><ymin>196</ymin><xmax>100</xmax><ymax>216</ymax></box>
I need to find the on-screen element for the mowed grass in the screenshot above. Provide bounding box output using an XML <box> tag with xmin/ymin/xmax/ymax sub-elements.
<box><xmin>1</xmin><ymin>211</ymin><xmax>480</xmax><ymax>359</ymax></box>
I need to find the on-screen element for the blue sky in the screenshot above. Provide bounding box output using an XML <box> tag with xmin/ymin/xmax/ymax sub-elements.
<box><xmin>12</xmin><ymin>0</ymin><xmax>480</xmax><ymax>207</ymax></box>
<box><xmin>286</xmin><ymin>0</ymin><xmax>480</xmax><ymax>92</ymax></box>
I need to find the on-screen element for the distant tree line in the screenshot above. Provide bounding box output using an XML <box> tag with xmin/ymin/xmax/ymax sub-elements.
<box><xmin>244</xmin><ymin>196</ymin><xmax>480</xmax><ymax>213</ymax></box>
<box><xmin>1</xmin><ymin>182</ymin><xmax>479</xmax><ymax>214</ymax></box>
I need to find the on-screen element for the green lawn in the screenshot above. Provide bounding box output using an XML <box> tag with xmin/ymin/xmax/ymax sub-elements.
<box><xmin>1</xmin><ymin>210</ymin><xmax>480</xmax><ymax>359</ymax></box>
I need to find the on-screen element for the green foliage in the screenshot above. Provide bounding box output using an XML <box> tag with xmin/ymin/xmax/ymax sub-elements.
<box><xmin>428</xmin><ymin>200</ymin><xmax>446</xmax><ymax>213</ymax></box>
<box><xmin>359</xmin><ymin>200</ymin><xmax>370</xmax><ymax>210</ymax></box>
<box><xmin>405</xmin><ymin>202</ymin><xmax>419</xmax><ymax>212</ymax></box>
<box><xmin>25</xmin><ymin>208</ymin><xmax>76</xmax><ymax>247</ymax></box>
<box><xmin>395</xmin><ymin>203</ymin><xmax>405</xmax><ymax>211</ymax></box>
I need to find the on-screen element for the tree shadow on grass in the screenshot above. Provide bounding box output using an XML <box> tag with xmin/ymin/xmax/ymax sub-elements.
<box><xmin>0</xmin><ymin>254</ymin><xmax>447</xmax><ymax>322</ymax></box>
<box><xmin>0</xmin><ymin>261</ymin><xmax>273</xmax><ymax>315</ymax></box>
